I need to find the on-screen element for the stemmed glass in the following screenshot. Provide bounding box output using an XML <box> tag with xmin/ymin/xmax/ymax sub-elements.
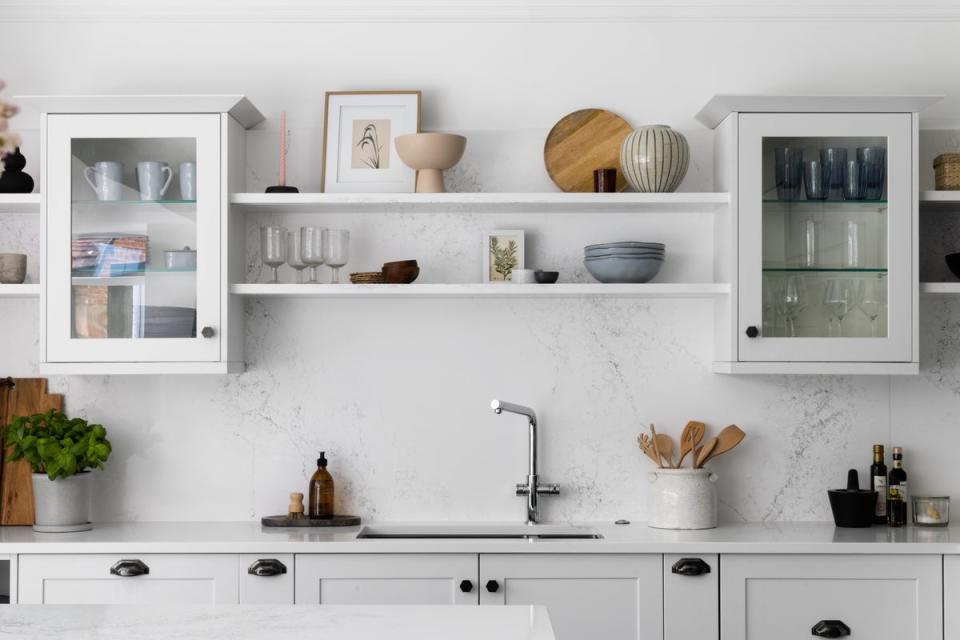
<box><xmin>287</xmin><ymin>229</ymin><xmax>308</xmax><ymax>284</ymax></box>
<box><xmin>780</xmin><ymin>276</ymin><xmax>807</xmax><ymax>338</ymax></box>
<box><xmin>763</xmin><ymin>276</ymin><xmax>783</xmax><ymax>337</ymax></box>
<box><xmin>260</xmin><ymin>225</ymin><xmax>287</xmax><ymax>284</ymax></box>
<box><xmin>324</xmin><ymin>229</ymin><xmax>350</xmax><ymax>284</ymax></box>
<box><xmin>300</xmin><ymin>226</ymin><xmax>326</xmax><ymax>284</ymax></box>
<box><xmin>858</xmin><ymin>278</ymin><xmax>886</xmax><ymax>337</ymax></box>
<box><xmin>823</xmin><ymin>279</ymin><xmax>855</xmax><ymax>337</ymax></box>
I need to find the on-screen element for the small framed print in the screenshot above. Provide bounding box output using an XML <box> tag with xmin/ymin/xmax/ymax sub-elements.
<box><xmin>321</xmin><ymin>90</ymin><xmax>421</xmax><ymax>193</ymax></box>
<box><xmin>483</xmin><ymin>230</ymin><xmax>525</xmax><ymax>283</ymax></box>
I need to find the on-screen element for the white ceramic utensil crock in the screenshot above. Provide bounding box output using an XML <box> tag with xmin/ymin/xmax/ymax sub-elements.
<box><xmin>647</xmin><ymin>468</ymin><xmax>718</xmax><ymax>530</ymax></box>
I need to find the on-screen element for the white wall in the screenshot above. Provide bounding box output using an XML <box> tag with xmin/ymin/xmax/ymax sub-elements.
<box><xmin>2</xmin><ymin>2</ymin><xmax>960</xmax><ymax>523</ymax></box>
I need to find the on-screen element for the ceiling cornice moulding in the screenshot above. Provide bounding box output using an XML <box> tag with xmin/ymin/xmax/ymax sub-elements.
<box><xmin>2</xmin><ymin>1</ymin><xmax>959</xmax><ymax>23</ymax></box>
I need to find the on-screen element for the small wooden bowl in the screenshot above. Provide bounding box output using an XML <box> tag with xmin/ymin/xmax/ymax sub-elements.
<box><xmin>383</xmin><ymin>262</ymin><xmax>420</xmax><ymax>284</ymax></box>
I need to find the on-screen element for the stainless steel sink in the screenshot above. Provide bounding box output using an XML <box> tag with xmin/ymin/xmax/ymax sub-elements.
<box><xmin>356</xmin><ymin>524</ymin><xmax>603</xmax><ymax>540</ymax></box>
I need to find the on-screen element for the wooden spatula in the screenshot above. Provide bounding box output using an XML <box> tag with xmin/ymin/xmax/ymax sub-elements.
<box><xmin>694</xmin><ymin>437</ymin><xmax>717</xmax><ymax>469</ymax></box>
<box><xmin>699</xmin><ymin>424</ymin><xmax>745</xmax><ymax>466</ymax></box>
<box><xmin>677</xmin><ymin>421</ymin><xmax>706</xmax><ymax>468</ymax></box>
<box><xmin>637</xmin><ymin>433</ymin><xmax>661</xmax><ymax>466</ymax></box>
<box><xmin>655</xmin><ymin>434</ymin><xmax>675</xmax><ymax>468</ymax></box>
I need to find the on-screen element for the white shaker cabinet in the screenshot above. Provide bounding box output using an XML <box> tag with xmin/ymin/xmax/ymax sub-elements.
<box><xmin>294</xmin><ymin>554</ymin><xmax>479</xmax><ymax>605</ymax></box>
<box><xmin>943</xmin><ymin>555</ymin><xmax>960</xmax><ymax>639</ymax></box>
<box><xmin>720</xmin><ymin>554</ymin><xmax>942</xmax><ymax>640</ymax></box>
<box><xmin>18</xmin><ymin>554</ymin><xmax>241</xmax><ymax>604</ymax></box>
<box><xmin>663</xmin><ymin>554</ymin><xmax>718</xmax><ymax>640</ymax></box>
<box><xmin>479</xmin><ymin>554</ymin><xmax>662</xmax><ymax>640</ymax></box>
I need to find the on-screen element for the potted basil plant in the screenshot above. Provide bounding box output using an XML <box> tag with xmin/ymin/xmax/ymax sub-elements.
<box><xmin>3</xmin><ymin>410</ymin><xmax>111</xmax><ymax>532</ymax></box>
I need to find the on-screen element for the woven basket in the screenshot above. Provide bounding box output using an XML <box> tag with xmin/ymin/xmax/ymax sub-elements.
<box><xmin>934</xmin><ymin>153</ymin><xmax>960</xmax><ymax>190</ymax></box>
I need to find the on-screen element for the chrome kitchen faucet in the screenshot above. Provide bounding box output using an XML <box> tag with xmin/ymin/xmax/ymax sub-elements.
<box><xmin>491</xmin><ymin>399</ymin><xmax>560</xmax><ymax>524</ymax></box>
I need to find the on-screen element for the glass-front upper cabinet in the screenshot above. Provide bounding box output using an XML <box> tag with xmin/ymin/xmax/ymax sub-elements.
<box><xmin>738</xmin><ymin>113</ymin><xmax>913</xmax><ymax>363</ymax></box>
<box><xmin>45</xmin><ymin>113</ymin><xmax>221</xmax><ymax>364</ymax></box>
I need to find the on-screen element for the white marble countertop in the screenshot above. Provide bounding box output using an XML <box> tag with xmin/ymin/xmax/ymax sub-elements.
<box><xmin>2</xmin><ymin>521</ymin><xmax>960</xmax><ymax>554</ymax></box>
<box><xmin>0</xmin><ymin>605</ymin><xmax>555</xmax><ymax>640</ymax></box>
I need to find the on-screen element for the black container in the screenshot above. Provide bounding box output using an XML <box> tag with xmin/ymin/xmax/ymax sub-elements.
<box><xmin>946</xmin><ymin>253</ymin><xmax>960</xmax><ymax>280</ymax></box>
<box><xmin>828</xmin><ymin>469</ymin><xmax>876</xmax><ymax>528</ymax></box>
<box><xmin>534</xmin><ymin>270</ymin><xmax>559</xmax><ymax>284</ymax></box>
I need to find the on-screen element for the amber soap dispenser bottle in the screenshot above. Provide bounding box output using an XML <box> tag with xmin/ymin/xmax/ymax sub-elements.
<box><xmin>309</xmin><ymin>452</ymin><xmax>335</xmax><ymax>519</ymax></box>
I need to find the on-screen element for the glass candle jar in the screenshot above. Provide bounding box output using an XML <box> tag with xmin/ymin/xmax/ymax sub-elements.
<box><xmin>912</xmin><ymin>496</ymin><xmax>949</xmax><ymax>527</ymax></box>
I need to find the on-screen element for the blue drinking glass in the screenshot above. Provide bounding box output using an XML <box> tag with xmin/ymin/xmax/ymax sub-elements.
<box><xmin>820</xmin><ymin>148</ymin><xmax>848</xmax><ymax>200</ymax></box>
<box><xmin>857</xmin><ymin>147</ymin><xmax>886</xmax><ymax>200</ymax></box>
<box><xmin>775</xmin><ymin>148</ymin><xmax>803</xmax><ymax>201</ymax></box>
<box><xmin>803</xmin><ymin>159</ymin><xmax>827</xmax><ymax>200</ymax></box>
<box><xmin>844</xmin><ymin>160</ymin><xmax>865</xmax><ymax>200</ymax></box>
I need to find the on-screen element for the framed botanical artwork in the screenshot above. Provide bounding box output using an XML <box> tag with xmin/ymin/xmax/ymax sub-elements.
<box><xmin>482</xmin><ymin>230</ymin><xmax>525</xmax><ymax>283</ymax></box>
<box><xmin>321</xmin><ymin>90</ymin><xmax>421</xmax><ymax>193</ymax></box>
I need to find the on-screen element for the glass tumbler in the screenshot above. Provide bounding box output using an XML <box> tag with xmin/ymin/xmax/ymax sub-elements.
<box><xmin>775</xmin><ymin>148</ymin><xmax>803</xmax><ymax>201</ymax></box>
<box><xmin>844</xmin><ymin>160</ymin><xmax>865</xmax><ymax>200</ymax></box>
<box><xmin>820</xmin><ymin>147</ymin><xmax>848</xmax><ymax>200</ymax></box>
<box><xmin>857</xmin><ymin>147</ymin><xmax>886</xmax><ymax>200</ymax></box>
<box><xmin>803</xmin><ymin>160</ymin><xmax>827</xmax><ymax>200</ymax></box>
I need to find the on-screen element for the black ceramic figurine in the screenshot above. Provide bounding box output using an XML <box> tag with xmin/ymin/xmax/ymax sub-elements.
<box><xmin>0</xmin><ymin>148</ymin><xmax>34</xmax><ymax>193</ymax></box>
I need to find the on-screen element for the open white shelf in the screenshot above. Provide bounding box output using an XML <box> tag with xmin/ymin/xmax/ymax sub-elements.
<box><xmin>231</xmin><ymin>282</ymin><xmax>729</xmax><ymax>299</ymax></box>
<box><xmin>230</xmin><ymin>192</ymin><xmax>730</xmax><ymax>214</ymax></box>
<box><xmin>920</xmin><ymin>191</ymin><xmax>960</xmax><ymax>210</ymax></box>
<box><xmin>0</xmin><ymin>193</ymin><xmax>40</xmax><ymax>214</ymax></box>
<box><xmin>921</xmin><ymin>282</ymin><xmax>960</xmax><ymax>294</ymax></box>
<box><xmin>0</xmin><ymin>283</ymin><xmax>39</xmax><ymax>298</ymax></box>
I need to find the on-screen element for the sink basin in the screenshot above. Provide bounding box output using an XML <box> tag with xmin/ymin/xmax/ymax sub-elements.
<box><xmin>356</xmin><ymin>524</ymin><xmax>603</xmax><ymax>540</ymax></box>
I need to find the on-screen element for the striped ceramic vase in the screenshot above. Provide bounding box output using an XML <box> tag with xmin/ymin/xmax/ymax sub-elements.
<box><xmin>619</xmin><ymin>125</ymin><xmax>690</xmax><ymax>193</ymax></box>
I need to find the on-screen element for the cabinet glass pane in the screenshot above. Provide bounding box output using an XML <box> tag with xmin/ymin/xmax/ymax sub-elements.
<box><xmin>70</xmin><ymin>138</ymin><xmax>197</xmax><ymax>339</ymax></box>
<box><xmin>761</xmin><ymin>137</ymin><xmax>888</xmax><ymax>339</ymax></box>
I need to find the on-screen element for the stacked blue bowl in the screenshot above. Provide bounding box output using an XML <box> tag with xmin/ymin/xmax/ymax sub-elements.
<box><xmin>584</xmin><ymin>241</ymin><xmax>664</xmax><ymax>283</ymax></box>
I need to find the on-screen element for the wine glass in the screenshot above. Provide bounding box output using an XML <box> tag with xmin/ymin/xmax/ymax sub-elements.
<box><xmin>823</xmin><ymin>279</ymin><xmax>855</xmax><ymax>337</ymax></box>
<box><xmin>324</xmin><ymin>229</ymin><xmax>350</xmax><ymax>284</ymax></box>
<box><xmin>260</xmin><ymin>225</ymin><xmax>287</xmax><ymax>284</ymax></box>
<box><xmin>781</xmin><ymin>276</ymin><xmax>807</xmax><ymax>338</ymax></box>
<box><xmin>300</xmin><ymin>226</ymin><xmax>326</xmax><ymax>284</ymax></box>
<box><xmin>858</xmin><ymin>277</ymin><xmax>886</xmax><ymax>337</ymax></box>
<box><xmin>287</xmin><ymin>229</ymin><xmax>308</xmax><ymax>284</ymax></box>
<box><xmin>763</xmin><ymin>275</ymin><xmax>783</xmax><ymax>337</ymax></box>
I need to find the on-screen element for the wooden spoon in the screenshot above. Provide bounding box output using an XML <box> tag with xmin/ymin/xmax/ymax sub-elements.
<box><xmin>700</xmin><ymin>424</ymin><xmax>745</xmax><ymax>465</ymax></box>
<box><xmin>636</xmin><ymin>433</ymin><xmax>661</xmax><ymax>466</ymax></box>
<box><xmin>655</xmin><ymin>434</ymin><xmax>675</xmax><ymax>469</ymax></box>
<box><xmin>676</xmin><ymin>421</ymin><xmax>706</xmax><ymax>468</ymax></box>
<box><xmin>694</xmin><ymin>437</ymin><xmax>717</xmax><ymax>468</ymax></box>
<box><xmin>649</xmin><ymin>424</ymin><xmax>664</xmax><ymax>468</ymax></box>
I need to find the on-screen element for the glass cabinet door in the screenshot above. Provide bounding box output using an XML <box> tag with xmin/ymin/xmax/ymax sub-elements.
<box><xmin>45</xmin><ymin>113</ymin><xmax>221</xmax><ymax>363</ymax></box>
<box><xmin>738</xmin><ymin>113</ymin><xmax>913</xmax><ymax>363</ymax></box>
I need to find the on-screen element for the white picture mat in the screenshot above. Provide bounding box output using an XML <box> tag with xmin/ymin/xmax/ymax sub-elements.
<box><xmin>482</xmin><ymin>229</ymin><xmax>525</xmax><ymax>283</ymax></box>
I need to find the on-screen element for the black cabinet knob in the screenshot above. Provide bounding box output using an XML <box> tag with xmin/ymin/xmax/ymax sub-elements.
<box><xmin>811</xmin><ymin>620</ymin><xmax>851</xmax><ymax>638</ymax></box>
<box><xmin>745</xmin><ymin>326</ymin><xmax>760</xmax><ymax>338</ymax></box>
<box><xmin>485</xmin><ymin>579</ymin><xmax>500</xmax><ymax>593</ymax></box>
<box><xmin>459</xmin><ymin>579</ymin><xmax>473</xmax><ymax>593</ymax></box>
<box><xmin>201</xmin><ymin>326</ymin><xmax>215</xmax><ymax>338</ymax></box>
<box><xmin>248</xmin><ymin>559</ymin><xmax>287</xmax><ymax>577</ymax></box>
<box><xmin>671</xmin><ymin>557</ymin><xmax>711</xmax><ymax>576</ymax></box>
<box><xmin>110</xmin><ymin>559</ymin><xmax>150</xmax><ymax>577</ymax></box>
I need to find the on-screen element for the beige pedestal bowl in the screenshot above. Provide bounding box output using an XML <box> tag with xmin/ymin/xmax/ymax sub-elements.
<box><xmin>395</xmin><ymin>133</ymin><xmax>467</xmax><ymax>193</ymax></box>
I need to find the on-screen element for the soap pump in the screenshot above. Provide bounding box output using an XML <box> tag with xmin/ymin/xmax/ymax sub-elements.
<box><xmin>308</xmin><ymin>452</ymin><xmax>335</xmax><ymax>519</ymax></box>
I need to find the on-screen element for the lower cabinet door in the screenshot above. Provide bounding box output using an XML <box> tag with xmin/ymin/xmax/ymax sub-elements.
<box><xmin>721</xmin><ymin>554</ymin><xmax>942</xmax><ymax>640</ymax></box>
<box><xmin>943</xmin><ymin>555</ymin><xmax>960</xmax><ymax>640</ymax></box>
<box><xmin>18</xmin><ymin>554</ymin><xmax>240</xmax><ymax>604</ymax></box>
<box><xmin>479</xmin><ymin>554</ymin><xmax>662</xmax><ymax>640</ymax></box>
<box><xmin>294</xmin><ymin>554</ymin><xmax>478</xmax><ymax>605</ymax></box>
<box><xmin>663</xmin><ymin>553</ymin><xmax>718</xmax><ymax>640</ymax></box>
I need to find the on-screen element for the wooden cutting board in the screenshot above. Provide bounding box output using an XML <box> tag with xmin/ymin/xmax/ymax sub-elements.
<box><xmin>544</xmin><ymin>108</ymin><xmax>632</xmax><ymax>192</ymax></box>
<box><xmin>0</xmin><ymin>378</ymin><xmax>63</xmax><ymax>525</ymax></box>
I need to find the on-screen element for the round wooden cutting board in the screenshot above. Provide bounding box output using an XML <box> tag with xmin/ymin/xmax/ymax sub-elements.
<box><xmin>544</xmin><ymin>108</ymin><xmax>632</xmax><ymax>192</ymax></box>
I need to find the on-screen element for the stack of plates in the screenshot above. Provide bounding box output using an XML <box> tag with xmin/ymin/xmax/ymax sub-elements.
<box><xmin>584</xmin><ymin>242</ymin><xmax>665</xmax><ymax>283</ymax></box>
<box><xmin>350</xmin><ymin>271</ymin><xmax>387</xmax><ymax>284</ymax></box>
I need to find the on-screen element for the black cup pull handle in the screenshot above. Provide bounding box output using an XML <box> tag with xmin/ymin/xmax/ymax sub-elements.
<box><xmin>459</xmin><ymin>579</ymin><xmax>473</xmax><ymax>593</ymax></box>
<box><xmin>248</xmin><ymin>559</ymin><xmax>287</xmax><ymax>577</ymax></box>
<box><xmin>745</xmin><ymin>325</ymin><xmax>760</xmax><ymax>338</ymax></box>
<box><xmin>110</xmin><ymin>559</ymin><xmax>150</xmax><ymax>577</ymax></box>
<box><xmin>811</xmin><ymin>620</ymin><xmax>851</xmax><ymax>638</ymax></box>
<box><xmin>485</xmin><ymin>579</ymin><xmax>500</xmax><ymax>593</ymax></box>
<box><xmin>201</xmin><ymin>326</ymin><xmax>215</xmax><ymax>338</ymax></box>
<box><xmin>671</xmin><ymin>557</ymin><xmax>711</xmax><ymax>576</ymax></box>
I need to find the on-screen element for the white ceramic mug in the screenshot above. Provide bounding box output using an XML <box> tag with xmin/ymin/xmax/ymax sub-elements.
<box><xmin>512</xmin><ymin>268</ymin><xmax>536</xmax><ymax>284</ymax></box>
<box><xmin>83</xmin><ymin>161</ymin><xmax>124</xmax><ymax>201</ymax></box>
<box><xmin>137</xmin><ymin>161</ymin><xmax>173</xmax><ymax>201</ymax></box>
<box><xmin>179</xmin><ymin>162</ymin><xmax>196</xmax><ymax>200</ymax></box>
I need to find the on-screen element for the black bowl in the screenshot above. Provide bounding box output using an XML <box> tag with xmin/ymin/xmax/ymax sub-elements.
<box><xmin>946</xmin><ymin>253</ymin><xmax>960</xmax><ymax>279</ymax></box>
<box><xmin>534</xmin><ymin>270</ymin><xmax>559</xmax><ymax>284</ymax></box>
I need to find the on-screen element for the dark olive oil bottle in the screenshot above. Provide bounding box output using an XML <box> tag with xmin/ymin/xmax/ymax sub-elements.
<box><xmin>887</xmin><ymin>447</ymin><xmax>907</xmax><ymax>528</ymax></box>
<box><xmin>308</xmin><ymin>452</ymin><xmax>335</xmax><ymax>519</ymax></box>
<box><xmin>870</xmin><ymin>444</ymin><xmax>887</xmax><ymax>525</ymax></box>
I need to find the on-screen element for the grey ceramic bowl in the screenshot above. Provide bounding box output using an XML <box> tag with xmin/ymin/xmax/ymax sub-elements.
<box><xmin>585</xmin><ymin>247</ymin><xmax>665</xmax><ymax>258</ymax></box>
<box><xmin>584</xmin><ymin>256</ymin><xmax>664</xmax><ymax>283</ymax></box>
<box><xmin>585</xmin><ymin>241</ymin><xmax>665</xmax><ymax>251</ymax></box>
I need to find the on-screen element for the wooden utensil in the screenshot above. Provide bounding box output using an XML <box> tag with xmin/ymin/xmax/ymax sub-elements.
<box><xmin>655</xmin><ymin>434</ymin><xmax>675</xmax><ymax>469</ymax></box>
<box><xmin>544</xmin><ymin>108</ymin><xmax>632</xmax><ymax>192</ymax></box>
<box><xmin>0</xmin><ymin>378</ymin><xmax>63</xmax><ymax>525</ymax></box>
<box><xmin>677</xmin><ymin>420</ymin><xmax>706</xmax><ymax>468</ymax></box>
<box><xmin>649</xmin><ymin>424</ymin><xmax>663</xmax><ymax>468</ymax></box>
<box><xmin>699</xmin><ymin>424</ymin><xmax>746</xmax><ymax>466</ymax></box>
<box><xmin>637</xmin><ymin>434</ymin><xmax>661</xmax><ymax>466</ymax></box>
<box><xmin>694</xmin><ymin>437</ymin><xmax>718</xmax><ymax>469</ymax></box>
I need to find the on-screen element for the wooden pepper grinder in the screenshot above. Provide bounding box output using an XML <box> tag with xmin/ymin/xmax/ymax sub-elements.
<box><xmin>288</xmin><ymin>492</ymin><xmax>305</xmax><ymax>520</ymax></box>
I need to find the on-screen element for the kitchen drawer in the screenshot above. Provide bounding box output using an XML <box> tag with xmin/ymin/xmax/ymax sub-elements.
<box><xmin>664</xmin><ymin>554</ymin><xmax>717</xmax><ymax>640</ymax></box>
<box><xmin>18</xmin><ymin>554</ymin><xmax>240</xmax><ymax>604</ymax></box>
<box><xmin>240</xmin><ymin>554</ymin><xmax>293</xmax><ymax>604</ymax></box>
<box><xmin>721</xmin><ymin>554</ymin><xmax>942</xmax><ymax>640</ymax></box>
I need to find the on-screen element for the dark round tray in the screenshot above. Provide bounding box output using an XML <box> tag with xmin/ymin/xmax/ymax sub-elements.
<box><xmin>261</xmin><ymin>515</ymin><xmax>361</xmax><ymax>527</ymax></box>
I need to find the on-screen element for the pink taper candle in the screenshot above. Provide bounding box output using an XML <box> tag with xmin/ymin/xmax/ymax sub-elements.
<box><xmin>278</xmin><ymin>111</ymin><xmax>287</xmax><ymax>187</ymax></box>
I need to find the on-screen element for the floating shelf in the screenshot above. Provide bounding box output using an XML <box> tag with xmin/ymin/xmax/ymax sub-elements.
<box><xmin>0</xmin><ymin>283</ymin><xmax>39</xmax><ymax>298</ymax></box>
<box><xmin>920</xmin><ymin>191</ymin><xmax>960</xmax><ymax>210</ymax></box>
<box><xmin>0</xmin><ymin>193</ymin><xmax>40</xmax><ymax>214</ymax></box>
<box><xmin>921</xmin><ymin>282</ymin><xmax>960</xmax><ymax>294</ymax></box>
<box><xmin>231</xmin><ymin>283</ymin><xmax>730</xmax><ymax>299</ymax></box>
<box><xmin>230</xmin><ymin>192</ymin><xmax>730</xmax><ymax>214</ymax></box>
